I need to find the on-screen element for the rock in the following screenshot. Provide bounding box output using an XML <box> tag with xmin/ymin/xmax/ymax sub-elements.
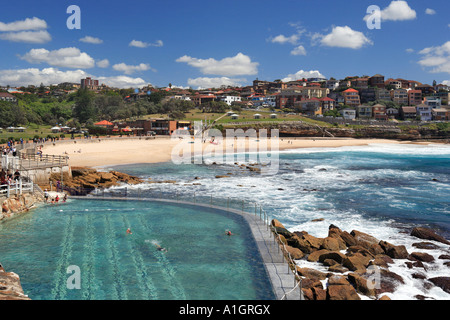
<box><xmin>307</xmin><ymin>249</ymin><xmax>330</xmax><ymax>262</ymax></box>
<box><xmin>375</xmin><ymin>269</ymin><xmax>404</xmax><ymax>296</ymax></box>
<box><xmin>328</xmin><ymin>275</ymin><xmax>350</xmax><ymax>286</ymax></box>
<box><xmin>0</xmin><ymin>269</ymin><xmax>30</xmax><ymax>300</ymax></box>
<box><xmin>351</xmin><ymin>230</ymin><xmax>380</xmax><ymax>248</ymax></box>
<box><xmin>321</xmin><ymin>237</ymin><xmax>340</xmax><ymax>251</ymax></box>
<box><xmin>379</xmin><ymin>241</ymin><xmax>409</xmax><ymax>259</ymax></box>
<box><xmin>347</xmin><ymin>273</ymin><xmax>376</xmax><ymax>297</ymax></box>
<box><xmin>410</xmin><ymin>227</ymin><xmax>450</xmax><ymax>245</ymax></box>
<box><xmin>99</xmin><ymin>172</ymin><xmax>114</xmax><ymax>182</ymax></box>
<box><xmin>296</xmin><ymin>267</ymin><xmax>328</xmax><ymax>281</ymax></box>
<box><xmin>271</xmin><ymin>219</ymin><xmax>285</xmax><ymax>229</ymax></box>
<box><xmin>340</xmin><ymin>231</ymin><xmax>357</xmax><ymax>247</ymax></box>
<box><xmin>302</xmin><ymin>288</ymin><xmax>314</xmax><ymax>300</ymax></box>
<box><xmin>409</xmin><ymin>252</ymin><xmax>435</xmax><ymax>263</ymax></box>
<box><xmin>311</xmin><ymin>218</ymin><xmax>324</xmax><ymax>222</ymax></box>
<box><xmin>215</xmin><ymin>175</ymin><xmax>230</xmax><ymax>179</ymax></box>
<box><xmin>312</xmin><ymin>287</ymin><xmax>327</xmax><ymax>300</ymax></box>
<box><xmin>302</xmin><ymin>234</ymin><xmax>324</xmax><ymax>251</ymax></box>
<box><xmin>370</xmin><ymin>255</ymin><xmax>394</xmax><ymax>268</ymax></box>
<box><xmin>273</xmin><ymin>226</ymin><xmax>293</xmax><ymax>239</ymax></box>
<box><xmin>343</xmin><ymin>253</ymin><xmax>371</xmax><ymax>273</ymax></box>
<box><xmin>405</xmin><ymin>261</ymin><xmax>427</xmax><ymax>270</ymax></box>
<box><xmin>285</xmin><ymin>245</ymin><xmax>305</xmax><ymax>260</ymax></box>
<box><xmin>378</xmin><ymin>295</ymin><xmax>391</xmax><ymax>300</ymax></box>
<box><xmin>300</xmin><ymin>278</ymin><xmax>323</xmax><ymax>290</ymax></box>
<box><xmin>428</xmin><ymin>277</ymin><xmax>450</xmax><ymax>294</ymax></box>
<box><xmin>439</xmin><ymin>254</ymin><xmax>450</xmax><ymax>260</ymax></box>
<box><xmin>328</xmin><ymin>264</ymin><xmax>349</xmax><ymax>274</ymax></box>
<box><xmin>412</xmin><ymin>242</ymin><xmax>441</xmax><ymax>250</ymax></box>
<box><xmin>318</xmin><ymin>251</ymin><xmax>347</xmax><ymax>265</ymax></box>
<box><xmin>327</xmin><ymin>283</ymin><xmax>361</xmax><ymax>300</ymax></box>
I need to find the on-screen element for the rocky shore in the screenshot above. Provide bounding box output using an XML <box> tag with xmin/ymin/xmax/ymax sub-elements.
<box><xmin>0</xmin><ymin>194</ymin><xmax>41</xmax><ymax>222</ymax></box>
<box><xmin>0</xmin><ymin>263</ymin><xmax>30</xmax><ymax>300</ymax></box>
<box><xmin>42</xmin><ymin>167</ymin><xmax>144</xmax><ymax>194</ymax></box>
<box><xmin>272</xmin><ymin>220</ymin><xmax>450</xmax><ymax>300</ymax></box>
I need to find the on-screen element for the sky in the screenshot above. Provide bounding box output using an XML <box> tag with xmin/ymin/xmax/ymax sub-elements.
<box><xmin>0</xmin><ymin>0</ymin><xmax>449</xmax><ymax>89</ymax></box>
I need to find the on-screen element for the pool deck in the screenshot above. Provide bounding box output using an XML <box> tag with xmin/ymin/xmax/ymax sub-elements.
<box><xmin>70</xmin><ymin>196</ymin><xmax>303</xmax><ymax>300</ymax></box>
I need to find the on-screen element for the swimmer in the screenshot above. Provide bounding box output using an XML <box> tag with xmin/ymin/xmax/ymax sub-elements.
<box><xmin>225</xmin><ymin>230</ymin><xmax>233</xmax><ymax>236</ymax></box>
<box><xmin>126</xmin><ymin>228</ymin><xmax>132</xmax><ymax>235</ymax></box>
<box><xmin>154</xmin><ymin>243</ymin><xmax>167</xmax><ymax>252</ymax></box>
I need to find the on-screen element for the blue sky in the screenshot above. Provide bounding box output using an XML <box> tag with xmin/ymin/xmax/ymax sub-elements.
<box><xmin>0</xmin><ymin>0</ymin><xmax>449</xmax><ymax>89</ymax></box>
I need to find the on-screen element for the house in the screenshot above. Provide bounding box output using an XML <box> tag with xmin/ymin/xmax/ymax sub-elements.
<box><xmin>431</xmin><ymin>108</ymin><xmax>448</xmax><ymax>121</ymax></box>
<box><xmin>372</xmin><ymin>104</ymin><xmax>388</xmax><ymax>121</ymax></box>
<box><xmin>0</xmin><ymin>92</ymin><xmax>17</xmax><ymax>103</ymax></box>
<box><xmin>369</xmin><ymin>74</ymin><xmax>385</xmax><ymax>88</ymax></box>
<box><xmin>375</xmin><ymin>88</ymin><xmax>392</xmax><ymax>102</ymax></box>
<box><xmin>342</xmin><ymin>88</ymin><xmax>361</xmax><ymax>107</ymax></box>
<box><xmin>217</xmin><ymin>95</ymin><xmax>241</xmax><ymax>106</ymax></box>
<box><xmin>386</xmin><ymin>108</ymin><xmax>399</xmax><ymax>119</ymax></box>
<box><xmin>357</xmin><ymin>105</ymin><xmax>373</xmax><ymax>119</ymax></box>
<box><xmin>341</xmin><ymin>109</ymin><xmax>356</xmax><ymax>120</ymax></box>
<box><xmin>424</xmin><ymin>96</ymin><xmax>441</xmax><ymax>108</ymax></box>
<box><xmin>391</xmin><ymin>89</ymin><xmax>408</xmax><ymax>105</ymax></box>
<box><xmin>192</xmin><ymin>94</ymin><xmax>216</xmax><ymax>106</ymax></box>
<box><xmin>408</xmin><ymin>90</ymin><xmax>422</xmax><ymax>106</ymax></box>
<box><xmin>319</xmin><ymin>97</ymin><xmax>335</xmax><ymax>112</ymax></box>
<box><xmin>416</xmin><ymin>104</ymin><xmax>432</xmax><ymax>121</ymax></box>
<box><xmin>400</xmin><ymin>106</ymin><xmax>417</xmax><ymax>120</ymax></box>
<box><xmin>296</xmin><ymin>98</ymin><xmax>322</xmax><ymax>116</ymax></box>
<box><xmin>360</xmin><ymin>88</ymin><xmax>376</xmax><ymax>103</ymax></box>
<box><xmin>276</xmin><ymin>88</ymin><xmax>305</xmax><ymax>109</ymax></box>
<box><xmin>415</xmin><ymin>84</ymin><xmax>435</xmax><ymax>95</ymax></box>
<box><xmin>351</xmin><ymin>77</ymin><xmax>369</xmax><ymax>89</ymax></box>
<box><xmin>325</xmin><ymin>79</ymin><xmax>339</xmax><ymax>90</ymax></box>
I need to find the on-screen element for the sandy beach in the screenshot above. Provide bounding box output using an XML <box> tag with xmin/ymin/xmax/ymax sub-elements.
<box><xmin>41</xmin><ymin>136</ymin><xmax>419</xmax><ymax>168</ymax></box>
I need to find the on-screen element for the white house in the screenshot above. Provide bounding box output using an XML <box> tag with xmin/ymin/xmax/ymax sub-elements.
<box><xmin>340</xmin><ymin>109</ymin><xmax>356</xmax><ymax>120</ymax></box>
<box><xmin>416</xmin><ymin>104</ymin><xmax>432</xmax><ymax>121</ymax></box>
<box><xmin>217</xmin><ymin>95</ymin><xmax>241</xmax><ymax>106</ymax></box>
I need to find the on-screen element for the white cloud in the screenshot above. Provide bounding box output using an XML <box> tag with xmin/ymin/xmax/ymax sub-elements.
<box><xmin>176</xmin><ymin>53</ymin><xmax>258</xmax><ymax>76</ymax></box>
<box><xmin>270</xmin><ymin>34</ymin><xmax>300</xmax><ymax>45</ymax></box>
<box><xmin>0</xmin><ymin>67</ymin><xmax>89</xmax><ymax>87</ymax></box>
<box><xmin>20</xmin><ymin>47</ymin><xmax>96</xmax><ymax>69</ymax></box>
<box><xmin>97</xmin><ymin>75</ymin><xmax>147</xmax><ymax>88</ymax></box>
<box><xmin>406</xmin><ymin>48</ymin><xmax>414</xmax><ymax>53</ymax></box>
<box><xmin>291</xmin><ymin>45</ymin><xmax>307</xmax><ymax>56</ymax></box>
<box><xmin>364</xmin><ymin>1</ymin><xmax>416</xmax><ymax>21</ymax></box>
<box><xmin>319</xmin><ymin>26</ymin><xmax>372</xmax><ymax>49</ymax></box>
<box><xmin>96</xmin><ymin>59</ymin><xmax>110</xmax><ymax>68</ymax></box>
<box><xmin>0</xmin><ymin>17</ymin><xmax>47</xmax><ymax>32</ymax></box>
<box><xmin>282</xmin><ymin>70</ymin><xmax>326</xmax><ymax>82</ymax></box>
<box><xmin>187</xmin><ymin>77</ymin><xmax>246</xmax><ymax>89</ymax></box>
<box><xmin>112</xmin><ymin>63</ymin><xmax>151</xmax><ymax>75</ymax></box>
<box><xmin>129</xmin><ymin>39</ymin><xmax>163</xmax><ymax>48</ymax></box>
<box><xmin>425</xmin><ymin>8</ymin><xmax>436</xmax><ymax>15</ymax></box>
<box><xmin>79</xmin><ymin>36</ymin><xmax>103</xmax><ymax>44</ymax></box>
<box><xmin>0</xmin><ymin>30</ymin><xmax>51</xmax><ymax>43</ymax></box>
<box><xmin>418</xmin><ymin>41</ymin><xmax>450</xmax><ymax>74</ymax></box>
<box><xmin>441</xmin><ymin>80</ymin><xmax>450</xmax><ymax>86</ymax></box>
<box><xmin>0</xmin><ymin>67</ymin><xmax>148</xmax><ymax>89</ymax></box>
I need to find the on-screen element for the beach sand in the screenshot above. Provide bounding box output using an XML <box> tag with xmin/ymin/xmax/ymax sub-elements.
<box><xmin>41</xmin><ymin>136</ymin><xmax>416</xmax><ymax>168</ymax></box>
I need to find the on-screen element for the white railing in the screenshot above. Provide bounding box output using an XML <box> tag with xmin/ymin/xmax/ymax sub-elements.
<box><xmin>0</xmin><ymin>180</ymin><xmax>34</xmax><ymax>198</ymax></box>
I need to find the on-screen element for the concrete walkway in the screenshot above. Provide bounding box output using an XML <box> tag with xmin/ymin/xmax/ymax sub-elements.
<box><xmin>69</xmin><ymin>196</ymin><xmax>303</xmax><ymax>300</ymax></box>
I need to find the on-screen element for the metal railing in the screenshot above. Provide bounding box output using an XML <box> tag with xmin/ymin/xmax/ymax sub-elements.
<box><xmin>67</xmin><ymin>185</ymin><xmax>303</xmax><ymax>300</ymax></box>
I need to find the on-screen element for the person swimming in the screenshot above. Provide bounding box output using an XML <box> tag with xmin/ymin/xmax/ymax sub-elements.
<box><xmin>126</xmin><ymin>228</ymin><xmax>132</xmax><ymax>235</ymax></box>
<box><xmin>225</xmin><ymin>230</ymin><xmax>233</xmax><ymax>236</ymax></box>
<box><xmin>154</xmin><ymin>243</ymin><xmax>167</xmax><ymax>252</ymax></box>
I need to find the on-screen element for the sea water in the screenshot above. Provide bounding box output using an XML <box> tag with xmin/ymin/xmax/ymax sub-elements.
<box><xmin>108</xmin><ymin>143</ymin><xmax>450</xmax><ymax>300</ymax></box>
<box><xmin>0</xmin><ymin>199</ymin><xmax>275</xmax><ymax>300</ymax></box>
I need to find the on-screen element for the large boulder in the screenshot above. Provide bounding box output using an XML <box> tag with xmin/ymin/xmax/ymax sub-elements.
<box><xmin>327</xmin><ymin>283</ymin><xmax>361</xmax><ymax>300</ymax></box>
<box><xmin>343</xmin><ymin>253</ymin><xmax>371</xmax><ymax>273</ymax></box>
<box><xmin>379</xmin><ymin>241</ymin><xmax>409</xmax><ymax>259</ymax></box>
<box><xmin>285</xmin><ymin>245</ymin><xmax>304</xmax><ymax>260</ymax></box>
<box><xmin>351</xmin><ymin>230</ymin><xmax>384</xmax><ymax>255</ymax></box>
<box><xmin>409</xmin><ymin>252</ymin><xmax>435</xmax><ymax>263</ymax></box>
<box><xmin>347</xmin><ymin>273</ymin><xmax>376</xmax><ymax>297</ymax></box>
<box><xmin>0</xmin><ymin>270</ymin><xmax>30</xmax><ymax>300</ymax></box>
<box><xmin>428</xmin><ymin>277</ymin><xmax>450</xmax><ymax>294</ymax></box>
<box><xmin>410</xmin><ymin>227</ymin><xmax>450</xmax><ymax>245</ymax></box>
<box><xmin>318</xmin><ymin>251</ymin><xmax>347</xmax><ymax>265</ymax></box>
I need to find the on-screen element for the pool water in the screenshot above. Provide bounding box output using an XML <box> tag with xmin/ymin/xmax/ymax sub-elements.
<box><xmin>0</xmin><ymin>199</ymin><xmax>275</xmax><ymax>300</ymax></box>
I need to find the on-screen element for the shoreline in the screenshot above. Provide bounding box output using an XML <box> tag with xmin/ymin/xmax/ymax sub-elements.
<box><xmin>41</xmin><ymin>136</ymin><xmax>445</xmax><ymax>168</ymax></box>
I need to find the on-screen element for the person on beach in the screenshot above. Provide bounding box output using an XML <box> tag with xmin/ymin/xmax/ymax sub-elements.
<box><xmin>44</xmin><ymin>189</ymin><xmax>49</xmax><ymax>202</ymax></box>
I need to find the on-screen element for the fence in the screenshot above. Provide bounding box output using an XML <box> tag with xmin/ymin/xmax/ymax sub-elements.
<box><xmin>0</xmin><ymin>180</ymin><xmax>34</xmax><ymax>198</ymax></box>
<box><xmin>68</xmin><ymin>185</ymin><xmax>303</xmax><ymax>300</ymax></box>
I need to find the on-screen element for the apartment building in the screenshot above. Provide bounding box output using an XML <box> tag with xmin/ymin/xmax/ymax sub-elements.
<box><xmin>391</xmin><ymin>89</ymin><xmax>408</xmax><ymax>105</ymax></box>
<box><xmin>342</xmin><ymin>88</ymin><xmax>360</xmax><ymax>107</ymax></box>
<box><xmin>408</xmin><ymin>90</ymin><xmax>422</xmax><ymax>106</ymax></box>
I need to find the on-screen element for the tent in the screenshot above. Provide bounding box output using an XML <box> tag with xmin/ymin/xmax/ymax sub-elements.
<box><xmin>270</xmin><ymin>113</ymin><xmax>278</xmax><ymax>119</ymax></box>
<box><xmin>51</xmin><ymin>126</ymin><xmax>61</xmax><ymax>133</ymax></box>
<box><xmin>254</xmin><ymin>114</ymin><xmax>262</xmax><ymax>119</ymax></box>
<box><xmin>94</xmin><ymin>120</ymin><xmax>114</xmax><ymax>127</ymax></box>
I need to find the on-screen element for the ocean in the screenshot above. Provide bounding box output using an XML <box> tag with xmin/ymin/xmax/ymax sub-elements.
<box><xmin>108</xmin><ymin>142</ymin><xmax>450</xmax><ymax>300</ymax></box>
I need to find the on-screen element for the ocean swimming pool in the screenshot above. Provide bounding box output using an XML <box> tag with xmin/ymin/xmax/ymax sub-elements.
<box><xmin>0</xmin><ymin>199</ymin><xmax>275</xmax><ymax>300</ymax></box>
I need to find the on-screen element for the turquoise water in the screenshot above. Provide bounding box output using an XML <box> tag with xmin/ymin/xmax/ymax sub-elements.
<box><xmin>0</xmin><ymin>199</ymin><xmax>275</xmax><ymax>300</ymax></box>
<box><xmin>107</xmin><ymin>143</ymin><xmax>450</xmax><ymax>299</ymax></box>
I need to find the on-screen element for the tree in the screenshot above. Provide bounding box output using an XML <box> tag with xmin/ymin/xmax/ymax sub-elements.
<box><xmin>73</xmin><ymin>88</ymin><xmax>96</xmax><ymax>124</ymax></box>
